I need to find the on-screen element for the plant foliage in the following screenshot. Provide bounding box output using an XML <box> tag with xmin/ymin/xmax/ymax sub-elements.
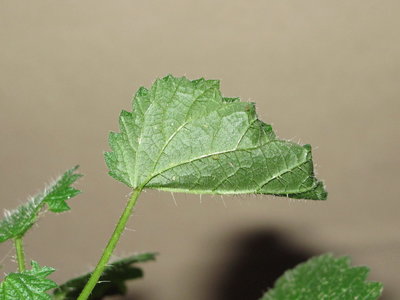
<box><xmin>0</xmin><ymin>261</ymin><xmax>57</xmax><ymax>300</ymax></box>
<box><xmin>260</xmin><ymin>254</ymin><xmax>383</xmax><ymax>300</ymax></box>
<box><xmin>53</xmin><ymin>253</ymin><xmax>156</xmax><ymax>300</ymax></box>
<box><xmin>0</xmin><ymin>166</ymin><xmax>82</xmax><ymax>243</ymax></box>
<box><xmin>1</xmin><ymin>76</ymin><xmax>383</xmax><ymax>300</ymax></box>
<box><xmin>105</xmin><ymin>75</ymin><xmax>326</xmax><ymax>200</ymax></box>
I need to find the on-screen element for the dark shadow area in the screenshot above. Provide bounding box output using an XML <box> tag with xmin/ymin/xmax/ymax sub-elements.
<box><xmin>105</xmin><ymin>291</ymin><xmax>148</xmax><ymax>300</ymax></box>
<box><xmin>111</xmin><ymin>228</ymin><xmax>393</xmax><ymax>300</ymax></box>
<box><xmin>206</xmin><ymin>229</ymin><xmax>316</xmax><ymax>300</ymax></box>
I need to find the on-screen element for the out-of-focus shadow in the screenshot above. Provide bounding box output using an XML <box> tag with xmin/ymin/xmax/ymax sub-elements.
<box><xmin>103</xmin><ymin>291</ymin><xmax>147</xmax><ymax>300</ymax></box>
<box><xmin>106</xmin><ymin>228</ymin><xmax>393</xmax><ymax>300</ymax></box>
<box><xmin>206</xmin><ymin>229</ymin><xmax>315</xmax><ymax>300</ymax></box>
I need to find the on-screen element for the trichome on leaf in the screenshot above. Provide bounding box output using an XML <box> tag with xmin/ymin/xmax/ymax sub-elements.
<box><xmin>0</xmin><ymin>166</ymin><xmax>82</xmax><ymax>243</ymax></box>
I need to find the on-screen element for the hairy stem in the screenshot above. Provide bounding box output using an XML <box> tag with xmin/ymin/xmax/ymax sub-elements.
<box><xmin>77</xmin><ymin>188</ymin><xmax>142</xmax><ymax>300</ymax></box>
<box><xmin>14</xmin><ymin>237</ymin><xmax>26</xmax><ymax>272</ymax></box>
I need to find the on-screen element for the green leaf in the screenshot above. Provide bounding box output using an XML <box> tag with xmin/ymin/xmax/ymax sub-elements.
<box><xmin>39</xmin><ymin>166</ymin><xmax>82</xmax><ymax>213</ymax></box>
<box><xmin>105</xmin><ymin>75</ymin><xmax>326</xmax><ymax>200</ymax></box>
<box><xmin>0</xmin><ymin>261</ymin><xmax>57</xmax><ymax>300</ymax></box>
<box><xmin>260</xmin><ymin>254</ymin><xmax>383</xmax><ymax>300</ymax></box>
<box><xmin>53</xmin><ymin>253</ymin><xmax>156</xmax><ymax>300</ymax></box>
<box><xmin>0</xmin><ymin>166</ymin><xmax>82</xmax><ymax>243</ymax></box>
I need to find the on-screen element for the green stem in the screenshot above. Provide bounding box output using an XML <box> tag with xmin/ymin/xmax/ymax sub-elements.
<box><xmin>14</xmin><ymin>237</ymin><xmax>26</xmax><ymax>272</ymax></box>
<box><xmin>77</xmin><ymin>188</ymin><xmax>142</xmax><ymax>300</ymax></box>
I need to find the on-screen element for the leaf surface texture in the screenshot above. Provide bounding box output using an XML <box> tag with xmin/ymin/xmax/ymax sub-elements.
<box><xmin>0</xmin><ymin>261</ymin><xmax>57</xmax><ymax>300</ymax></box>
<box><xmin>106</xmin><ymin>75</ymin><xmax>326</xmax><ymax>199</ymax></box>
<box><xmin>260</xmin><ymin>254</ymin><xmax>383</xmax><ymax>300</ymax></box>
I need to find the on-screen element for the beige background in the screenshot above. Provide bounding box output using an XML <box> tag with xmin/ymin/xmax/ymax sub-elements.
<box><xmin>0</xmin><ymin>1</ymin><xmax>399</xmax><ymax>299</ymax></box>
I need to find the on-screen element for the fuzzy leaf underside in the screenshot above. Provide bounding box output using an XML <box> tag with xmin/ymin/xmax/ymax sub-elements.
<box><xmin>0</xmin><ymin>166</ymin><xmax>82</xmax><ymax>243</ymax></box>
<box><xmin>53</xmin><ymin>253</ymin><xmax>156</xmax><ymax>300</ymax></box>
<box><xmin>0</xmin><ymin>261</ymin><xmax>57</xmax><ymax>300</ymax></box>
<box><xmin>260</xmin><ymin>254</ymin><xmax>383</xmax><ymax>300</ymax></box>
<box><xmin>105</xmin><ymin>75</ymin><xmax>326</xmax><ymax>200</ymax></box>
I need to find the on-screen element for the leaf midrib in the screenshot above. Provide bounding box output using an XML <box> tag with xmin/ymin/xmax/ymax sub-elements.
<box><xmin>132</xmin><ymin>78</ymin><xmax>182</xmax><ymax>187</ymax></box>
<box><xmin>140</xmin><ymin>140</ymin><xmax>313</xmax><ymax>196</ymax></box>
<box><xmin>132</xmin><ymin>79</ymin><xmax>222</xmax><ymax>188</ymax></box>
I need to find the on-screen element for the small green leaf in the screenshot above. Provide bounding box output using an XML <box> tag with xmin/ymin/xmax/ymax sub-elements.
<box><xmin>0</xmin><ymin>166</ymin><xmax>82</xmax><ymax>243</ymax></box>
<box><xmin>105</xmin><ymin>75</ymin><xmax>326</xmax><ymax>200</ymax></box>
<box><xmin>53</xmin><ymin>253</ymin><xmax>156</xmax><ymax>300</ymax></box>
<box><xmin>40</xmin><ymin>166</ymin><xmax>82</xmax><ymax>213</ymax></box>
<box><xmin>0</xmin><ymin>261</ymin><xmax>57</xmax><ymax>300</ymax></box>
<box><xmin>260</xmin><ymin>254</ymin><xmax>383</xmax><ymax>300</ymax></box>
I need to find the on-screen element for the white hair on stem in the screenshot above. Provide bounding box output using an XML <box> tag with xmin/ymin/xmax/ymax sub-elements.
<box><xmin>171</xmin><ymin>192</ymin><xmax>178</xmax><ymax>206</ymax></box>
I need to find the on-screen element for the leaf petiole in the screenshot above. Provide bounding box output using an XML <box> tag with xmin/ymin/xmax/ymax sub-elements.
<box><xmin>77</xmin><ymin>188</ymin><xmax>142</xmax><ymax>300</ymax></box>
<box><xmin>14</xmin><ymin>237</ymin><xmax>26</xmax><ymax>272</ymax></box>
